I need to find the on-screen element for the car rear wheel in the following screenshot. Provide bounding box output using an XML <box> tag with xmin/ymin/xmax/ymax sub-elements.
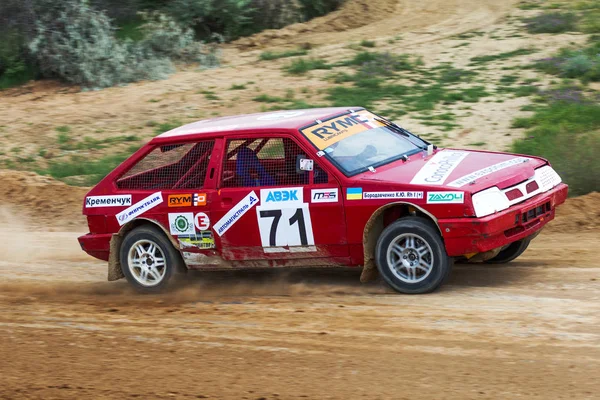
<box><xmin>120</xmin><ymin>225</ymin><xmax>183</xmax><ymax>293</ymax></box>
<box><xmin>375</xmin><ymin>217</ymin><xmax>451</xmax><ymax>294</ymax></box>
<box><xmin>485</xmin><ymin>239</ymin><xmax>530</xmax><ymax>264</ymax></box>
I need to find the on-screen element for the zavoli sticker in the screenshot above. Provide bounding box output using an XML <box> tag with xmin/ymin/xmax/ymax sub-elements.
<box><xmin>300</xmin><ymin>110</ymin><xmax>384</xmax><ymax>150</ymax></box>
<box><xmin>214</xmin><ymin>191</ymin><xmax>259</xmax><ymax>236</ymax></box>
<box><xmin>410</xmin><ymin>150</ymin><xmax>469</xmax><ymax>186</ymax></box>
<box><xmin>363</xmin><ymin>191</ymin><xmax>423</xmax><ymax>200</ymax></box>
<box><xmin>447</xmin><ymin>157</ymin><xmax>530</xmax><ymax>188</ymax></box>
<box><xmin>168</xmin><ymin>213</ymin><xmax>195</xmax><ymax>235</ymax></box>
<box><xmin>168</xmin><ymin>194</ymin><xmax>192</xmax><ymax>207</ymax></box>
<box><xmin>311</xmin><ymin>188</ymin><xmax>338</xmax><ymax>203</ymax></box>
<box><xmin>427</xmin><ymin>191</ymin><xmax>465</xmax><ymax>204</ymax></box>
<box><xmin>85</xmin><ymin>195</ymin><xmax>131</xmax><ymax>208</ymax></box>
<box><xmin>116</xmin><ymin>192</ymin><xmax>163</xmax><ymax>226</ymax></box>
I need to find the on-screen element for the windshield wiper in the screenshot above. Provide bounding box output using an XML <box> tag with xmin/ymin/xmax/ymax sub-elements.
<box><xmin>374</xmin><ymin>117</ymin><xmax>433</xmax><ymax>151</ymax></box>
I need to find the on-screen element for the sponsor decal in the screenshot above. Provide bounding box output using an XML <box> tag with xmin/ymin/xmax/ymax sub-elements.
<box><xmin>346</xmin><ymin>187</ymin><xmax>363</xmax><ymax>200</ymax></box>
<box><xmin>193</xmin><ymin>193</ymin><xmax>207</xmax><ymax>206</ymax></box>
<box><xmin>178</xmin><ymin>231</ymin><xmax>215</xmax><ymax>250</ymax></box>
<box><xmin>311</xmin><ymin>188</ymin><xmax>338</xmax><ymax>203</ymax></box>
<box><xmin>260</xmin><ymin>187</ymin><xmax>303</xmax><ymax>204</ymax></box>
<box><xmin>410</xmin><ymin>150</ymin><xmax>469</xmax><ymax>186</ymax></box>
<box><xmin>447</xmin><ymin>157</ymin><xmax>530</xmax><ymax>188</ymax></box>
<box><xmin>299</xmin><ymin>110</ymin><xmax>384</xmax><ymax>150</ymax></box>
<box><xmin>256</xmin><ymin>203</ymin><xmax>315</xmax><ymax>248</ymax></box>
<box><xmin>427</xmin><ymin>191</ymin><xmax>465</xmax><ymax>204</ymax></box>
<box><xmin>195</xmin><ymin>212</ymin><xmax>210</xmax><ymax>230</ymax></box>
<box><xmin>85</xmin><ymin>195</ymin><xmax>131</xmax><ymax>208</ymax></box>
<box><xmin>168</xmin><ymin>194</ymin><xmax>192</xmax><ymax>207</ymax></box>
<box><xmin>214</xmin><ymin>191</ymin><xmax>259</xmax><ymax>236</ymax></box>
<box><xmin>363</xmin><ymin>191</ymin><xmax>424</xmax><ymax>200</ymax></box>
<box><xmin>168</xmin><ymin>213</ymin><xmax>195</xmax><ymax>235</ymax></box>
<box><xmin>116</xmin><ymin>192</ymin><xmax>163</xmax><ymax>226</ymax></box>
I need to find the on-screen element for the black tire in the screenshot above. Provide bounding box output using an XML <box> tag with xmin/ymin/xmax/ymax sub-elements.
<box><xmin>485</xmin><ymin>239</ymin><xmax>530</xmax><ymax>264</ymax></box>
<box><xmin>375</xmin><ymin>217</ymin><xmax>452</xmax><ymax>294</ymax></box>
<box><xmin>120</xmin><ymin>225</ymin><xmax>184</xmax><ymax>293</ymax></box>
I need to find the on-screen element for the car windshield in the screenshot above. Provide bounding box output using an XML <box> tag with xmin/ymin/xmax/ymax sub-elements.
<box><xmin>323</xmin><ymin>126</ymin><xmax>422</xmax><ymax>175</ymax></box>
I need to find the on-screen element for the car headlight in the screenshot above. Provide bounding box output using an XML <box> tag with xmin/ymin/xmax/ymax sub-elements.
<box><xmin>472</xmin><ymin>187</ymin><xmax>510</xmax><ymax>218</ymax></box>
<box><xmin>534</xmin><ymin>165</ymin><xmax>562</xmax><ymax>191</ymax></box>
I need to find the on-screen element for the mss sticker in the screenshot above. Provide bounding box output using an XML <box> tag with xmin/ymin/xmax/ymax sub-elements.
<box><xmin>311</xmin><ymin>188</ymin><xmax>338</xmax><ymax>203</ymax></box>
<box><xmin>260</xmin><ymin>187</ymin><xmax>303</xmax><ymax>205</ymax></box>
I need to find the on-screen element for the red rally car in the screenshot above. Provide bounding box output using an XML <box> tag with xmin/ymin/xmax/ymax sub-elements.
<box><xmin>78</xmin><ymin>107</ymin><xmax>568</xmax><ymax>294</ymax></box>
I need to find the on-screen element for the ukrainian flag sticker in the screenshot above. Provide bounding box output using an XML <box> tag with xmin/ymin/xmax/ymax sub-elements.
<box><xmin>346</xmin><ymin>187</ymin><xmax>363</xmax><ymax>200</ymax></box>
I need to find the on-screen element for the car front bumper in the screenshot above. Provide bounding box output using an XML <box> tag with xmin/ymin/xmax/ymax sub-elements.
<box><xmin>439</xmin><ymin>183</ymin><xmax>568</xmax><ymax>257</ymax></box>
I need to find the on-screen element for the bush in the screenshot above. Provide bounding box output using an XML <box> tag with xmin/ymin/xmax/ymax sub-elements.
<box><xmin>525</xmin><ymin>12</ymin><xmax>578</xmax><ymax>33</ymax></box>
<box><xmin>512</xmin><ymin>100</ymin><xmax>600</xmax><ymax>196</ymax></box>
<box><xmin>28</xmin><ymin>0</ymin><xmax>219</xmax><ymax>88</ymax></box>
<box><xmin>535</xmin><ymin>40</ymin><xmax>600</xmax><ymax>82</ymax></box>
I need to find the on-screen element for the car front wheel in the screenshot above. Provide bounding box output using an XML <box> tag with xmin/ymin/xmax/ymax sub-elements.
<box><xmin>375</xmin><ymin>217</ymin><xmax>451</xmax><ymax>294</ymax></box>
<box><xmin>120</xmin><ymin>225</ymin><xmax>183</xmax><ymax>293</ymax></box>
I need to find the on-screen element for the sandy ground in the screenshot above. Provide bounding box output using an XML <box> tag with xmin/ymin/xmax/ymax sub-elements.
<box><xmin>0</xmin><ymin>228</ymin><xmax>599</xmax><ymax>399</ymax></box>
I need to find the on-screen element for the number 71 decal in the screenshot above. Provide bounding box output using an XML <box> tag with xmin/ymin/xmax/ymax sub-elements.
<box><xmin>256</xmin><ymin>204</ymin><xmax>315</xmax><ymax>249</ymax></box>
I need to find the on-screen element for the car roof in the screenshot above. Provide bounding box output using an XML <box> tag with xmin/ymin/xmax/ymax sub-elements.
<box><xmin>154</xmin><ymin>107</ymin><xmax>362</xmax><ymax>141</ymax></box>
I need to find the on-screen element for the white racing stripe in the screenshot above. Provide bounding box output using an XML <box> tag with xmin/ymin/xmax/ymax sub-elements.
<box><xmin>410</xmin><ymin>151</ymin><xmax>469</xmax><ymax>185</ymax></box>
<box><xmin>447</xmin><ymin>157</ymin><xmax>530</xmax><ymax>188</ymax></box>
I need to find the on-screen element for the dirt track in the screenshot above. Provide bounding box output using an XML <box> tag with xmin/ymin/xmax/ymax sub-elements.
<box><xmin>1</xmin><ymin>228</ymin><xmax>599</xmax><ymax>399</ymax></box>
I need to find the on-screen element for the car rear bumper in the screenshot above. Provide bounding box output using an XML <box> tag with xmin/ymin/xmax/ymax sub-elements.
<box><xmin>439</xmin><ymin>183</ymin><xmax>568</xmax><ymax>257</ymax></box>
<box><xmin>78</xmin><ymin>233</ymin><xmax>112</xmax><ymax>261</ymax></box>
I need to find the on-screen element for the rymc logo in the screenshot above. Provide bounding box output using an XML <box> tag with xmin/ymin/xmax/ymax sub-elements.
<box><xmin>427</xmin><ymin>192</ymin><xmax>464</xmax><ymax>204</ymax></box>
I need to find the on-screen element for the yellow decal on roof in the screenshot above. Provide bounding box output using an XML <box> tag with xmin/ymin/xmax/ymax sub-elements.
<box><xmin>300</xmin><ymin>110</ymin><xmax>384</xmax><ymax>150</ymax></box>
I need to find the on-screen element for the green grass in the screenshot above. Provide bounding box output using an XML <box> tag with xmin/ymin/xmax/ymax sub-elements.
<box><xmin>468</xmin><ymin>141</ymin><xmax>487</xmax><ymax>146</ymax></box>
<box><xmin>525</xmin><ymin>12</ymin><xmax>578</xmax><ymax>34</ymax></box>
<box><xmin>0</xmin><ymin>63</ymin><xmax>37</xmax><ymax>90</ymax></box>
<box><xmin>229</xmin><ymin>84</ymin><xmax>247</xmax><ymax>90</ymax></box>
<box><xmin>360</xmin><ymin>40</ymin><xmax>376</xmax><ymax>48</ymax></box>
<box><xmin>154</xmin><ymin>121</ymin><xmax>182</xmax><ymax>135</ymax></box>
<box><xmin>115</xmin><ymin>18</ymin><xmax>145</xmax><ymax>41</ymax></box>
<box><xmin>259</xmin><ymin>48</ymin><xmax>308</xmax><ymax>61</ymax></box>
<box><xmin>39</xmin><ymin>153</ymin><xmax>130</xmax><ymax>186</ymax></box>
<box><xmin>283</xmin><ymin>58</ymin><xmax>332</xmax><ymax>75</ymax></box>
<box><xmin>512</xmin><ymin>100</ymin><xmax>600</xmax><ymax>196</ymax></box>
<box><xmin>253</xmin><ymin>94</ymin><xmax>284</xmax><ymax>103</ymax></box>
<box><xmin>469</xmin><ymin>48</ymin><xmax>537</xmax><ymax>65</ymax></box>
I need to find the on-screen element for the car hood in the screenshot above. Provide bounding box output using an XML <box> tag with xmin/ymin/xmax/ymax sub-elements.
<box><xmin>359</xmin><ymin>149</ymin><xmax>546</xmax><ymax>193</ymax></box>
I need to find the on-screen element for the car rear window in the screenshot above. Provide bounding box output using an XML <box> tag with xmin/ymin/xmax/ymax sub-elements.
<box><xmin>117</xmin><ymin>141</ymin><xmax>214</xmax><ymax>190</ymax></box>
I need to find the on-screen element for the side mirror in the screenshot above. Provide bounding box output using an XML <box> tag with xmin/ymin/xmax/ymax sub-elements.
<box><xmin>296</xmin><ymin>155</ymin><xmax>314</xmax><ymax>173</ymax></box>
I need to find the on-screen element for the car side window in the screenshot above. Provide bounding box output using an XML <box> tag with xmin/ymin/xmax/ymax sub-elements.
<box><xmin>221</xmin><ymin>137</ymin><xmax>310</xmax><ymax>188</ymax></box>
<box><xmin>117</xmin><ymin>140</ymin><xmax>214</xmax><ymax>190</ymax></box>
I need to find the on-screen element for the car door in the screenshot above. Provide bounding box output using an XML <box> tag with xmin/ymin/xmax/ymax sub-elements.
<box><xmin>211</xmin><ymin>135</ymin><xmax>348</xmax><ymax>262</ymax></box>
<box><xmin>156</xmin><ymin>139</ymin><xmax>221</xmax><ymax>265</ymax></box>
